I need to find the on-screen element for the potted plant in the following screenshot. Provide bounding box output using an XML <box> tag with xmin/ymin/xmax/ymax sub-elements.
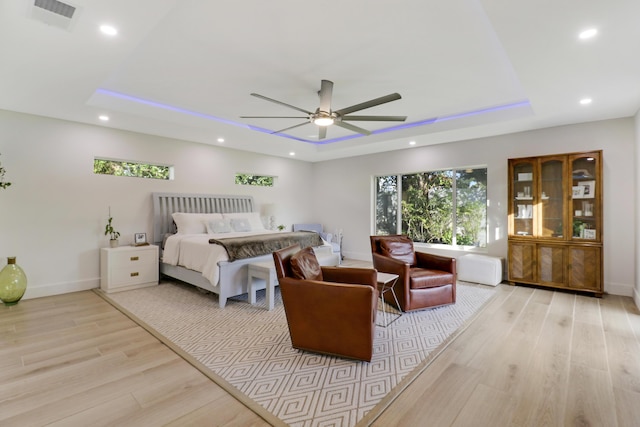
<box><xmin>105</xmin><ymin>213</ymin><xmax>121</xmax><ymax>247</ymax></box>
<box><xmin>0</xmin><ymin>153</ymin><xmax>11</xmax><ymax>190</ymax></box>
<box><xmin>277</xmin><ymin>224</ymin><xmax>286</xmax><ymax>232</ymax></box>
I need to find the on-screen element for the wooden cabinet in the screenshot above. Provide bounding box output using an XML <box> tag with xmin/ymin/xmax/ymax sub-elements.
<box><xmin>100</xmin><ymin>245</ymin><xmax>159</xmax><ymax>293</ymax></box>
<box><xmin>508</xmin><ymin>151</ymin><xmax>603</xmax><ymax>296</ymax></box>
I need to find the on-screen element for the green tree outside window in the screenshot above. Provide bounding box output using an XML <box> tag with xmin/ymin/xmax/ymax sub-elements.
<box><xmin>235</xmin><ymin>174</ymin><xmax>274</xmax><ymax>187</ymax></box>
<box><xmin>94</xmin><ymin>159</ymin><xmax>172</xmax><ymax>180</ymax></box>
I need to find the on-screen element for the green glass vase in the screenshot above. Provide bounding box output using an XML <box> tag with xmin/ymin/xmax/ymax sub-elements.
<box><xmin>0</xmin><ymin>256</ymin><xmax>27</xmax><ymax>306</ymax></box>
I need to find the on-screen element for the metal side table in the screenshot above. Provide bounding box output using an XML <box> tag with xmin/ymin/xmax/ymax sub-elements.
<box><xmin>376</xmin><ymin>272</ymin><xmax>402</xmax><ymax>327</ymax></box>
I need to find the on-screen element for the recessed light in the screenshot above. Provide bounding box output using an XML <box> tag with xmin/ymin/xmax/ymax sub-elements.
<box><xmin>579</xmin><ymin>98</ymin><xmax>592</xmax><ymax>105</ymax></box>
<box><xmin>409</xmin><ymin>141</ymin><xmax>416</xmax><ymax>146</ymax></box>
<box><xmin>100</xmin><ymin>25</ymin><xmax>118</xmax><ymax>36</ymax></box>
<box><xmin>217</xmin><ymin>138</ymin><xmax>224</xmax><ymax>143</ymax></box>
<box><xmin>289</xmin><ymin>152</ymin><xmax>295</xmax><ymax>156</ymax></box>
<box><xmin>99</xmin><ymin>115</ymin><xmax>109</xmax><ymax>121</ymax></box>
<box><xmin>579</xmin><ymin>28</ymin><xmax>597</xmax><ymax>40</ymax></box>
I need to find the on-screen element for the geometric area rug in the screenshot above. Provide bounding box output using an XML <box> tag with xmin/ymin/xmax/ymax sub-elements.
<box><xmin>100</xmin><ymin>280</ymin><xmax>496</xmax><ymax>427</ymax></box>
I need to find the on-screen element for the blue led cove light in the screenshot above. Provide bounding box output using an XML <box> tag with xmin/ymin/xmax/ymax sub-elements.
<box><xmin>96</xmin><ymin>88</ymin><xmax>529</xmax><ymax>145</ymax></box>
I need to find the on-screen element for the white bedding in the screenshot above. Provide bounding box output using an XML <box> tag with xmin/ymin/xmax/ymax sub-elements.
<box><xmin>162</xmin><ymin>230</ymin><xmax>279</xmax><ymax>285</ymax></box>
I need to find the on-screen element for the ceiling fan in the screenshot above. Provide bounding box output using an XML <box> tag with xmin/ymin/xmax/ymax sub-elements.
<box><xmin>241</xmin><ymin>79</ymin><xmax>407</xmax><ymax>140</ymax></box>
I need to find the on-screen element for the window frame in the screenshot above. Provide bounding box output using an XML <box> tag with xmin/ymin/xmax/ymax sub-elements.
<box><xmin>234</xmin><ymin>173</ymin><xmax>276</xmax><ymax>187</ymax></box>
<box><xmin>374</xmin><ymin>166</ymin><xmax>488</xmax><ymax>249</ymax></box>
<box><xmin>93</xmin><ymin>157</ymin><xmax>173</xmax><ymax>180</ymax></box>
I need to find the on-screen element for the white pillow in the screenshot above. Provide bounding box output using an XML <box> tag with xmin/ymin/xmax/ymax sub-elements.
<box><xmin>230</xmin><ymin>218</ymin><xmax>251</xmax><ymax>232</ymax></box>
<box><xmin>172</xmin><ymin>212</ymin><xmax>223</xmax><ymax>234</ymax></box>
<box><xmin>205</xmin><ymin>218</ymin><xmax>232</xmax><ymax>234</ymax></box>
<box><xmin>222</xmin><ymin>212</ymin><xmax>265</xmax><ymax>231</ymax></box>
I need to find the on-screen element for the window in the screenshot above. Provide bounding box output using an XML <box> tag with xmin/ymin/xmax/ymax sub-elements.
<box><xmin>375</xmin><ymin>167</ymin><xmax>487</xmax><ymax>248</ymax></box>
<box><xmin>94</xmin><ymin>158</ymin><xmax>172</xmax><ymax>180</ymax></box>
<box><xmin>235</xmin><ymin>174</ymin><xmax>274</xmax><ymax>187</ymax></box>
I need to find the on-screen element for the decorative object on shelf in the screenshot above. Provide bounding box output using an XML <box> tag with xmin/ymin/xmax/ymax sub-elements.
<box><xmin>573</xmin><ymin>220</ymin><xmax>584</xmax><ymax>238</ymax></box>
<box><xmin>0</xmin><ymin>257</ymin><xmax>27</xmax><ymax>306</ymax></box>
<box><xmin>134</xmin><ymin>232</ymin><xmax>148</xmax><ymax>246</ymax></box>
<box><xmin>578</xmin><ymin>180</ymin><xmax>595</xmax><ymax>199</ymax></box>
<box><xmin>277</xmin><ymin>224</ymin><xmax>286</xmax><ymax>232</ymax></box>
<box><xmin>104</xmin><ymin>207</ymin><xmax>121</xmax><ymax>248</ymax></box>
<box><xmin>572</xmin><ymin>185</ymin><xmax>584</xmax><ymax>198</ymax></box>
<box><xmin>572</xmin><ymin>169</ymin><xmax>593</xmax><ymax>179</ymax></box>
<box><xmin>0</xmin><ymin>153</ymin><xmax>11</xmax><ymax>190</ymax></box>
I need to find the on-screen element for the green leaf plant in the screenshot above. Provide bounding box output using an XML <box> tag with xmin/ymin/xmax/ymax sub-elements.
<box><xmin>0</xmin><ymin>153</ymin><xmax>11</xmax><ymax>189</ymax></box>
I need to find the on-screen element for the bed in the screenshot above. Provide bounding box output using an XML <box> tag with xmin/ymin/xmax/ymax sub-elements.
<box><xmin>152</xmin><ymin>192</ymin><xmax>331</xmax><ymax>308</ymax></box>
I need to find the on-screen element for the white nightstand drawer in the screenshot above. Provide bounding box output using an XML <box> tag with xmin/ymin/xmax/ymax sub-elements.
<box><xmin>109</xmin><ymin>263</ymin><xmax>159</xmax><ymax>288</ymax></box>
<box><xmin>109</xmin><ymin>250</ymin><xmax>156</xmax><ymax>269</ymax></box>
<box><xmin>100</xmin><ymin>245</ymin><xmax>159</xmax><ymax>293</ymax></box>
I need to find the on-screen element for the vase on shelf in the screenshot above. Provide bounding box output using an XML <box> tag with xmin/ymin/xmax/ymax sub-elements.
<box><xmin>0</xmin><ymin>257</ymin><xmax>27</xmax><ymax>306</ymax></box>
<box><xmin>110</xmin><ymin>239</ymin><xmax>119</xmax><ymax>248</ymax></box>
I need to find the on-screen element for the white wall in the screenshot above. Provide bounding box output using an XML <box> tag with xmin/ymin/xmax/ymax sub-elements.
<box><xmin>1</xmin><ymin>110</ymin><xmax>636</xmax><ymax>298</ymax></box>
<box><xmin>0</xmin><ymin>110</ymin><xmax>315</xmax><ymax>299</ymax></box>
<box><xmin>312</xmin><ymin>118</ymin><xmax>636</xmax><ymax>296</ymax></box>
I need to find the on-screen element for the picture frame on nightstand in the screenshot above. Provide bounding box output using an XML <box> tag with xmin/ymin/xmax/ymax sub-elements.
<box><xmin>134</xmin><ymin>232</ymin><xmax>148</xmax><ymax>246</ymax></box>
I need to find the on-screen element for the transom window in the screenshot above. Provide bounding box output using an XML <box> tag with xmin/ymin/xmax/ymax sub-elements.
<box><xmin>94</xmin><ymin>158</ymin><xmax>172</xmax><ymax>180</ymax></box>
<box><xmin>235</xmin><ymin>174</ymin><xmax>275</xmax><ymax>187</ymax></box>
<box><xmin>375</xmin><ymin>167</ymin><xmax>487</xmax><ymax>248</ymax></box>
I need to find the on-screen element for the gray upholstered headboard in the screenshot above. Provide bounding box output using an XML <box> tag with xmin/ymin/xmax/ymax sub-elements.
<box><xmin>152</xmin><ymin>192</ymin><xmax>255</xmax><ymax>244</ymax></box>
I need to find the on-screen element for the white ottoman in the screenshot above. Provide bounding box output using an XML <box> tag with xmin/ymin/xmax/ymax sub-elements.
<box><xmin>458</xmin><ymin>254</ymin><xmax>503</xmax><ymax>286</ymax></box>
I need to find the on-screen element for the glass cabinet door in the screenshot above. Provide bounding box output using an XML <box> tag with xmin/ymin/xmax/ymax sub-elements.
<box><xmin>570</xmin><ymin>152</ymin><xmax>600</xmax><ymax>242</ymax></box>
<box><xmin>511</xmin><ymin>159</ymin><xmax>535</xmax><ymax>237</ymax></box>
<box><xmin>539</xmin><ymin>157</ymin><xmax>565</xmax><ymax>238</ymax></box>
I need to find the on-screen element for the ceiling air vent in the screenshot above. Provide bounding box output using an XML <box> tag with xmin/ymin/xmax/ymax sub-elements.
<box><xmin>34</xmin><ymin>0</ymin><xmax>75</xmax><ymax>18</ymax></box>
<box><xmin>31</xmin><ymin>0</ymin><xmax>79</xmax><ymax>31</ymax></box>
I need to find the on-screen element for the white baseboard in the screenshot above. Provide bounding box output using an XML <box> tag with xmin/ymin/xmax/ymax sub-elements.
<box><xmin>605</xmin><ymin>281</ymin><xmax>634</xmax><ymax>297</ymax></box>
<box><xmin>21</xmin><ymin>278</ymin><xmax>100</xmax><ymax>300</ymax></box>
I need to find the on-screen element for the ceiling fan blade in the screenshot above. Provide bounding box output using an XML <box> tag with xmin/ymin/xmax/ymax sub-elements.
<box><xmin>334</xmin><ymin>93</ymin><xmax>402</xmax><ymax>116</ymax></box>
<box><xmin>318</xmin><ymin>80</ymin><xmax>333</xmax><ymax>113</ymax></box>
<box><xmin>318</xmin><ymin>126</ymin><xmax>327</xmax><ymax>140</ymax></box>
<box><xmin>250</xmin><ymin>93</ymin><xmax>313</xmax><ymax>115</ymax></box>
<box><xmin>241</xmin><ymin>116</ymin><xmax>309</xmax><ymax>119</ymax></box>
<box><xmin>342</xmin><ymin>115</ymin><xmax>407</xmax><ymax>122</ymax></box>
<box><xmin>333</xmin><ymin>120</ymin><xmax>372</xmax><ymax>136</ymax></box>
<box><xmin>271</xmin><ymin>121</ymin><xmax>310</xmax><ymax>134</ymax></box>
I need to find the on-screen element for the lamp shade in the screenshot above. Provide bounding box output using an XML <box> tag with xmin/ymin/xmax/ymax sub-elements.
<box><xmin>262</xmin><ymin>203</ymin><xmax>275</xmax><ymax>216</ymax></box>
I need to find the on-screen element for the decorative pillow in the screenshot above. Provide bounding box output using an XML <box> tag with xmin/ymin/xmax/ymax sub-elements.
<box><xmin>290</xmin><ymin>247</ymin><xmax>323</xmax><ymax>281</ymax></box>
<box><xmin>205</xmin><ymin>218</ymin><xmax>231</xmax><ymax>234</ymax></box>
<box><xmin>223</xmin><ymin>212</ymin><xmax>265</xmax><ymax>231</ymax></box>
<box><xmin>230</xmin><ymin>218</ymin><xmax>251</xmax><ymax>232</ymax></box>
<box><xmin>379</xmin><ymin>236</ymin><xmax>416</xmax><ymax>266</ymax></box>
<box><xmin>172</xmin><ymin>213</ymin><xmax>223</xmax><ymax>234</ymax></box>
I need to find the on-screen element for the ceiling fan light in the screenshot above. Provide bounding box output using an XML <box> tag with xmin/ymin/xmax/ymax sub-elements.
<box><xmin>314</xmin><ymin>117</ymin><xmax>334</xmax><ymax>126</ymax></box>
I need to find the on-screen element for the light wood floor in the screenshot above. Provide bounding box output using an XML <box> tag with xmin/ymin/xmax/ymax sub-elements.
<box><xmin>1</xmin><ymin>279</ymin><xmax>639</xmax><ymax>426</ymax></box>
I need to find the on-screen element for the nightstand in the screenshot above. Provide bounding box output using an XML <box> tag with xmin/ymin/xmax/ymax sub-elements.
<box><xmin>100</xmin><ymin>245</ymin><xmax>159</xmax><ymax>293</ymax></box>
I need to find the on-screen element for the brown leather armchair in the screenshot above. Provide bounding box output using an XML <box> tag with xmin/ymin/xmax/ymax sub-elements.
<box><xmin>370</xmin><ymin>235</ymin><xmax>456</xmax><ymax>312</ymax></box>
<box><xmin>273</xmin><ymin>244</ymin><xmax>378</xmax><ymax>362</ymax></box>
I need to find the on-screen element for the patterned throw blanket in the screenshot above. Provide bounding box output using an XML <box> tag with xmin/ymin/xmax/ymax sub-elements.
<box><xmin>209</xmin><ymin>231</ymin><xmax>323</xmax><ymax>262</ymax></box>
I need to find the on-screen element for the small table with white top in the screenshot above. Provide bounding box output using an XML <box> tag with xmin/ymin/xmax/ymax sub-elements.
<box><xmin>247</xmin><ymin>260</ymin><xmax>279</xmax><ymax>310</ymax></box>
